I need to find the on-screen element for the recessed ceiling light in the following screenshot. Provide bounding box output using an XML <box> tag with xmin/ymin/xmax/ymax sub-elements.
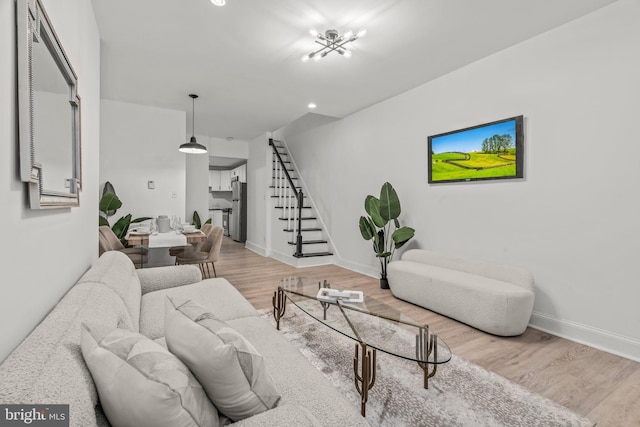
<box><xmin>210</xmin><ymin>0</ymin><xmax>226</xmax><ymax>6</ymax></box>
<box><xmin>308</xmin><ymin>103</ymin><xmax>317</xmax><ymax>109</ymax></box>
<box><xmin>226</xmin><ymin>136</ymin><xmax>234</xmax><ymax>141</ymax></box>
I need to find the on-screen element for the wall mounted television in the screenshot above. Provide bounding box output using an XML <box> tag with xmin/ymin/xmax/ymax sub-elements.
<box><xmin>428</xmin><ymin>115</ymin><xmax>524</xmax><ymax>184</ymax></box>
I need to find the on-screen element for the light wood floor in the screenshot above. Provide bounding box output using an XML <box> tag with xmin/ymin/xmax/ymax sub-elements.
<box><xmin>216</xmin><ymin>237</ymin><xmax>640</xmax><ymax>426</ymax></box>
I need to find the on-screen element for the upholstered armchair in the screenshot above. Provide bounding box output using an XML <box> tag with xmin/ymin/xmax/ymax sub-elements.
<box><xmin>175</xmin><ymin>226</ymin><xmax>224</xmax><ymax>278</ymax></box>
<box><xmin>98</xmin><ymin>225</ymin><xmax>149</xmax><ymax>267</ymax></box>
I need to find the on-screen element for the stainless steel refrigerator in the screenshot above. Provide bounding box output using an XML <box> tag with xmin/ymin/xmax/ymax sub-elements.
<box><xmin>230</xmin><ymin>180</ymin><xmax>247</xmax><ymax>242</ymax></box>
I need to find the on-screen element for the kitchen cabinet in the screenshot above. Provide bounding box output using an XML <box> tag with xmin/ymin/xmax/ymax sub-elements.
<box><xmin>209</xmin><ymin>170</ymin><xmax>232</xmax><ymax>191</ymax></box>
<box><xmin>209</xmin><ymin>170</ymin><xmax>220</xmax><ymax>190</ymax></box>
<box><xmin>231</xmin><ymin>164</ymin><xmax>246</xmax><ymax>183</ymax></box>
<box><xmin>211</xmin><ymin>210</ymin><xmax>223</xmax><ymax>228</ymax></box>
<box><xmin>220</xmin><ymin>170</ymin><xmax>232</xmax><ymax>191</ymax></box>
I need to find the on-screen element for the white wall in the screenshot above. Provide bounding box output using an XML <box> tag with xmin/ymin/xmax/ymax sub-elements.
<box><xmin>100</xmin><ymin>100</ymin><xmax>186</xmax><ymax>221</ymax></box>
<box><xmin>0</xmin><ymin>0</ymin><xmax>101</xmax><ymax>361</ymax></box>
<box><xmin>245</xmin><ymin>133</ymin><xmax>270</xmax><ymax>254</ymax></box>
<box><xmin>276</xmin><ymin>1</ymin><xmax>640</xmax><ymax>361</ymax></box>
<box><xmin>185</xmin><ymin>133</ymin><xmax>210</xmax><ymax>225</ymax></box>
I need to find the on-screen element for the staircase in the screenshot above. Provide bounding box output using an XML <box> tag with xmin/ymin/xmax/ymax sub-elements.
<box><xmin>269</xmin><ymin>139</ymin><xmax>333</xmax><ymax>260</ymax></box>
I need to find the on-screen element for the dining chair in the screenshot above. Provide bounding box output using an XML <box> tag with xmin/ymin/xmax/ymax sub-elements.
<box><xmin>168</xmin><ymin>223</ymin><xmax>214</xmax><ymax>257</ymax></box>
<box><xmin>98</xmin><ymin>225</ymin><xmax>148</xmax><ymax>267</ymax></box>
<box><xmin>175</xmin><ymin>226</ymin><xmax>224</xmax><ymax>278</ymax></box>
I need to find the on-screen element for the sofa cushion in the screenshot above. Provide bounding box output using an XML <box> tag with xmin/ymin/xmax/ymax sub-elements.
<box><xmin>165</xmin><ymin>297</ymin><xmax>281</xmax><ymax>422</ymax></box>
<box><xmin>77</xmin><ymin>251</ymin><xmax>142</xmax><ymax>331</ymax></box>
<box><xmin>140</xmin><ymin>278</ymin><xmax>257</xmax><ymax>340</ymax></box>
<box><xmin>80</xmin><ymin>322</ymin><xmax>219</xmax><ymax>427</ymax></box>
<box><xmin>136</xmin><ymin>265</ymin><xmax>202</xmax><ymax>294</ymax></box>
<box><xmin>226</xmin><ymin>316</ymin><xmax>370</xmax><ymax>426</ymax></box>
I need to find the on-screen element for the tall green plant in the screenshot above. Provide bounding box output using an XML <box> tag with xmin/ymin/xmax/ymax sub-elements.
<box><xmin>98</xmin><ymin>182</ymin><xmax>150</xmax><ymax>245</ymax></box>
<box><xmin>359</xmin><ymin>182</ymin><xmax>415</xmax><ymax>281</ymax></box>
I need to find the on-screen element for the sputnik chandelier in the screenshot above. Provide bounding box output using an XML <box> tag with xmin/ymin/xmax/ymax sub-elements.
<box><xmin>301</xmin><ymin>28</ymin><xmax>367</xmax><ymax>62</ymax></box>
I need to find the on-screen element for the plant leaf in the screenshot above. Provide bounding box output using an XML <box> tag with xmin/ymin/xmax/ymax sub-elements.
<box><xmin>204</xmin><ymin>218</ymin><xmax>212</xmax><ymax>225</ymax></box>
<box><xmin>366</xmin><ymin>196</ymin><xmax>386</xmax><ymax>228</ymax></box>
<box><xmin>359</xmin><ymin>216</ymin><xmax>375</xmax><ymax>240</ymax></box>
<box><xmin>98</xmin><ymin>216</ymin><xmax>109</xmax><ymax>227</ymax></box>
<box><xmin>376</xmin><ymin>251</ymin><xmax>392</xmax><ymax>258</ymax></box>
<box><xmin>379</xmin><ymin>182</ymin><xmax>401</xmax><ymax>221</ymax></box>
<box><xmin>101</xmin><ymin>182</ymin><xmax>118</xmax><ymax>217</ymax></box>
<box><xmin>112</xmin><ymin>214</ymin><xmax>131</xmax><ymax>239</ymax></box>
<box><xmin>99</xmin><ymin>193</ymin><xmax>122</xmax><ymax>216</ymax></box>
<box><xmin>393</xmin><ymin>226</ymin><xmax>415</xmax><ymax>248</ymax></box>
<box><xmin>102</xmin><ymin>181</ymin><xmax>116</xmax><ymax>196</ymax></box>
<box><xmin>131</xmin><ymin>217</ymin><xmax>152</xmax><ymax>224</ymax></box>
<box><xmin>193</xmin><ymin>211</ymin><xmax>201</xmax><ymax>229</ymax></box>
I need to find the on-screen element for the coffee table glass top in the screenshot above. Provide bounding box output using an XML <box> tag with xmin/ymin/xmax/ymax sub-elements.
<box><xmin>277</xmin><ymin>277</ymin><xmax>451</xmax><ymax>365</ymax></box>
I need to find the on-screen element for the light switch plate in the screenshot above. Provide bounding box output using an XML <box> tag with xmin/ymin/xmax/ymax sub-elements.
<box><xmin>148</xmin><ymin>180</ymin><xmax>155</xmax><ymax>189</ymax></box>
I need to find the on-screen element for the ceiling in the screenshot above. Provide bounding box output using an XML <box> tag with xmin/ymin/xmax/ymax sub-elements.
<box><xmin>91</xmin><ymin>0</ymin><xmax>617</xmax><ymax>141</ymax></box>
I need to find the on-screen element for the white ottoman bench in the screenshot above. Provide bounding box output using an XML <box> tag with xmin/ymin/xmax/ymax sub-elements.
<box><xmin>387</xmin><ymin>250</ymin><xmax>534</xmax><ymax>336</ymax></box>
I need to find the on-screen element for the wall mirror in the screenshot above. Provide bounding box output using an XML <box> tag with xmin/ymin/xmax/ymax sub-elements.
<box><xmin>17</xmin><ymin>0</ymin><xmax>81</xmax><ymax>209</ymax></box>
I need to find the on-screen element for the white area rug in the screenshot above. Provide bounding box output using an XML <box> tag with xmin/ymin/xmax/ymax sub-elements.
<box><xmin>260</xmin><ymin>308</ymin><xmax>594</xmax><ymax>427</ymax></box>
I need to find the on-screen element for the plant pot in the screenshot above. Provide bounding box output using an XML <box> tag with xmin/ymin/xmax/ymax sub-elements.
<box><xmin>380</xmin><ymin>277</ymin><xmax>390</xmax><ymax>290</ymax></box>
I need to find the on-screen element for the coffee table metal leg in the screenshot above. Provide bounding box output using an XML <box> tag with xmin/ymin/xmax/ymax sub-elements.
<box><xmin>353</xmin><ymin>342</ymin><xmax>376</xmax><ymax>417</ymax></box>
<box><xmin>272</xmin><ymin>287</ymin><xmax>286</xmax><ymax>330</ymax></box>
<box><xmin>416</xmin><ymin>326</ymin><xmax>438</xmax><ymax>389</ymax></box>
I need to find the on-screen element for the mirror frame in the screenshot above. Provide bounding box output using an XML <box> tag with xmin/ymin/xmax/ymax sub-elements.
<box><xmin>17</xmin><ymin>0</ymin><xmax>82</xmax><ymax>209</ymax></box>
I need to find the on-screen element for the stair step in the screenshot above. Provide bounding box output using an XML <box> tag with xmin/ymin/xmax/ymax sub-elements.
<box><xmin>274</xmin><ymin>206</ymin><xmax>311</xmax><ymax>209</ymax></box>
<box><xmin>271</xmin><ymin>195</ymin><xmax>306</xmax><ymax>199</ymax></box>
<box><xmin>279</xmin><ymin>217</ymin><xmax>316</xmax><ymax>220</ymax></box>
<box><xmin>283</xmin><ymin>227</ymin><xmax>322</xmax><ymax>232</ymax></box>
<box><xmin>295</xmin><ymin>252</ymin><xmax>333</xmax><ymax>258</ymax></box>
<box><xmin>288</xmin><ymin>240</ymin><xmax>327</xmax><ymax>245</ymax></box>
<box><xmin>270</xmin><ymin>186</ymin><xmax>302</xmax><ymax>190</ymax></box>
<box><xmin>273</xmin><ymin>168</ymin><xmax>295</xmax><ymax>172</ymax></box>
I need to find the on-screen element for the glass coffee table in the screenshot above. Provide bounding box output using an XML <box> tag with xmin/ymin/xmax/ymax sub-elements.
<box><xmin>273</xmin><ymin>277</ymin><xmax>452</xmax><ymax>417</ymax></box>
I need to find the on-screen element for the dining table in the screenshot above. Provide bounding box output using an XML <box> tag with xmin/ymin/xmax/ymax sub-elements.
<box><xmin>125</xmin><ymin>229</ymin><xmax>207</xmax><ymax>268</ymax></box>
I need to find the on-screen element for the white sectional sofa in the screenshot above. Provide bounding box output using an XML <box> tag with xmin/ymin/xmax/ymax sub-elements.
<box><xmin>0</xmin><ymin>251</ymin><xmax>368</xmax><ymax>427</ymax></box>
<box><xmin>387</xmin><ymin>249</ymin><xmax>535</xmax><ymax>336</ymax></box>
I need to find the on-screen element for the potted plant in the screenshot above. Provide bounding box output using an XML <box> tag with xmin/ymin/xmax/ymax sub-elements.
<box><xmin>359</xmin><ymin>182</ymin><xmax>415</xmax><ymax>289</ymax></box>
<box><xmin>99</xmin><ymin>182</ymin><xmax>151</xmax><ymax>246</ymax></box>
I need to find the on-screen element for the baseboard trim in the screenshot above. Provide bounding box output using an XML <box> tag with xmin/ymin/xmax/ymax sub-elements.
<box><xmin>529</xmin><ymin>311</ymin><xmax>640</xmax><ymax>362</ymax></box>
<box><xmin>334</xmin><ymin>257</ymin><xmax>379</xmax><ymax>279</ymax></box>
<box><xmin>268</xmin><ymin>248</ymin><xmax>335</xmax><ymax>268</ymax></box>
<box><xmin>245</xmin><ymin>240</ymin><xmax>267</xmax><ymax>257</ymax></box>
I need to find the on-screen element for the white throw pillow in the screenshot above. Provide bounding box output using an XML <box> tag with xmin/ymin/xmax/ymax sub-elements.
<box><xmin>80</xmin><ymin>323</ymin><xmax>219</xmax><ymax>427</ymax></box>
<box><xmin>165</xmin><ymin>296</ymin><xmax>281</xmax><ymax>421</ymax></box>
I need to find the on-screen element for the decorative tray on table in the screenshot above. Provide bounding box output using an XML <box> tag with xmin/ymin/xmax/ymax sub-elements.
<box><xmin>316</xmin><ymin>288</ymin><xmax>364</xmax><ymax>304</ymax></box>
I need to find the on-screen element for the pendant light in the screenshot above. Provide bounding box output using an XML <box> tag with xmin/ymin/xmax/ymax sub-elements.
<box><xmin>179</xmin><ymin>94</ymin><xmax>207</xmax><ymax>154</ymax></box>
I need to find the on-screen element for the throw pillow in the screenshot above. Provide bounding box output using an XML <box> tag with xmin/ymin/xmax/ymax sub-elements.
<box><xmin>165</xmin><ymin>296</ymin><xmax>281</xmax><ymax>421</ymax></box>
<box><xmin>80</xmin><ymin>323</ymin><xmax>219</xmax><ymax>427</ymax></box>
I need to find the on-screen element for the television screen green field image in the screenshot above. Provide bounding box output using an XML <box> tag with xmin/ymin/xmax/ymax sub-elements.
<box><xmin>430</xmin><ymin>119</ymin><xmax>518</xmax><ymax>182</ymax></box>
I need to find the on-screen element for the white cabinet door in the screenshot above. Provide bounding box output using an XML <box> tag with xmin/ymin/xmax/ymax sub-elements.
<box><xmin>231</xmin><ymin>164</ymin><xmax>247</xmax><ymax>183</ymax></box>
<box><xmin>210</xmin><ymin>170</ymin><xmax>221</xmax><ymax>191</ymax></box>
<box><xmin>212</xmin><ymin>210</ymin><xmax>223</xmax><ymax>227</ymax></box>
<box><xmin>220</xmin><ymin>170</ymin><xmax>232</xmax><ymax>191</ymax></box>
